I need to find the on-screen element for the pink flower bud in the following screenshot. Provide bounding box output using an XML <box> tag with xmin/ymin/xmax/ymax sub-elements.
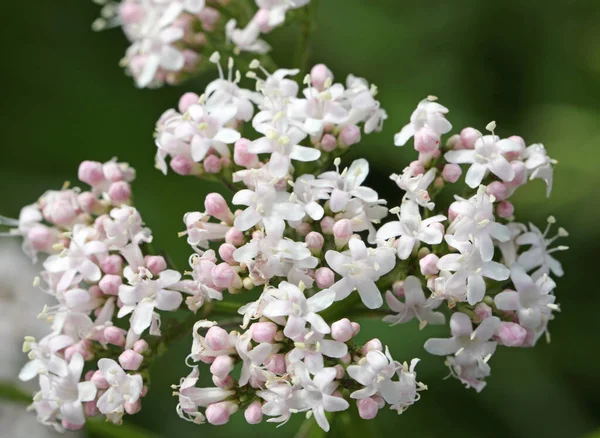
<box><xmin>409</xmin><ymin>160</ymin><xmax>425</xmax><ymax>176</ymax></box>
<box><xmin>212</xmin><ymin>374</ymin><xmax>234</xmax><ymax>388</ymax></box>
<box><xmin>244</xmin><ymin>401</ymin><xmax>263</xmax><ymax>424</ymax></box>
<box><xmin>212</xmin><ymin>263</ymin><xmax>235</xmax><ymax>289</ymax></box>
<box><xmin>340</xmin><ymin>353</ymin><xmax>351</xmax><ymax>364</ymax></box>
<box><xmin>310</xmin><ymin>64</ymin><xmax>334</xmax><ymax>91</ymax></box>
<box><xmin>448</xmin><ymin>201</ymin><xmax>461</xmax><ymax>222</ymax></box>
<box><xmin>392</xmin><ymin>280</ymin><xmax>405</xmax><ymax>298</ymax></box>
<box><xmin>505</xmin><ymin>135</ymin><xmax>525</xmax><ymax>161</ymax></box>
<box><xmin>442</xmin><ymin>163</ymin><xmax>462</xmax><ymax>183</ymax></box>
<box><xmin>320</xmin><ymin>216</ymin><xmax>335</xmax><ymax>234</ymax></box>
<box><xmin>78</xmin><ymin>192</ymin><xmax>98</xmax><ymax>213</ymax></box>
<box><xmin>78</xmin><ymin>161</ymin><xmax>105</xmax><ymax>186</ymax></box>
<box><xmin>295</xmin><ymin>222</ymin><xmax>311</xmax><ymax>236</ymax></box>
<box><xmin>133</xmin><ymin>339</ymin><xmax>149</xmax><ymax>354</ymax></box>
<box><xmin>206</xmin><ymin>326</ymin><xmax>230</xmax><ymax>351</ymax></box>
<box><xmin>339</xmin><ymin>124</ymin><xmax>361</xmax><ymax>147</ymax></box>
<box><xmin>254</xmin><ymin>9</ymin><xmax>273</xmax><ymax>33</ymax></box>
<box><xmin>119</xmin><ymin>349</ymin><xmax>143</xmax><ymax>371</ymax></box>
<box><xmin>170</xmin><ymin>155</ymin><xmax>194</xmax><ymax>175</ymax></box>
<box><xmin>91</xmin><ymin>370</ymin><xmax>109</xmax><ymax>389</ymax></box>
<box><xmin>119</xmin><ymin>1</ymin><xmax>143</xmax><ymax>25</ymax></box>
<box><xmin>357</xmin><ymin>398</ymin><xmax>379</xmax><ymax>420</ymax></box>
<box><xmin>84</xmin><ymin>400</ymin><xmax>100</xmax><ymax>417</ymax></box>
<box><xmin>198</xmin><ymin>7</ymin><xmax>220</xmax><ymax>31</ymax></box>
<box><xmin>334</xmin><ymin>364</ymin><xmax>345</xmax><ymax>379</ymax></box>
<box><xmin>183</xmin><ymin>50</ymin><xmax>200</xmax><ymax>72</ymax></box>
<box><xmin>108</xmin><ymin>181</ymin><xmax>131</xmax><ymax>203</ymax></box>
<box><xmin>265</xmin><ymin>354</ymin><xmax>286</xmax><ymax>374</ymax></box>
<box><xmin>486</xmin><ymin>181</ymin><xmax>508</xmax><ymax>201</ymax></box>
<box><xmin>206</xmin><ymin>402</ymin><xmax>231</xmax><ymax>425</ymax></box>
<box><xmin>210</xmin><ymin>355</ymin><xmax>234</xmax><ymax>379</ymax></box>
<box><xmin>372</xmin><ymin>395</ymin><xmax>385</xmax><ymax>409</ymax></box>
<box><xmin>320</xmin><ymin>134</ymin><xmax>337</xmax><ymax>152</ymax></box>
<box><xmin>145</xmin><ymin>255</ymin><xmax>167</xmax><ymax>275</ymax></box>
<box><xmin>419</xmin><ymin>253</ymin><xmax>440</xmax><ymax>276</ymax></box>
<box><xmin>460</xmin><ymin>127</ymin><xmax>481</xmax><ymax>149</ymax></box>
<box><xmin>315</xmin><ymin>267</ymin><xmax>334</xmax><ymax>288</ymax></box>
<box><xmin>100</xmin><ymin>255</ymin><xmax>122</xmax><ymax>275</ymax></box>
<box><xmin>251</xmin><ymin>321</ymin><xmax>277</xmax><ymax>343</ymax></box>
<box><xmin>234</xmin><ymin>138</ymin><xmax>259</xmax><ymax>168</ymax></box>
<box><xmin>305</xmin><ymin>231</ymin><xmax>324</xmax><ymax>250</ymax></box>
<box><xmin>333</xmin><ymin>219</ymin><xmax>353</xmax><ymax>247</ymax></box>
<box><xmin>362</xmin><ymin>338</ymin><xmax>383</xmax><ymax>354</ymax></box>
<box><xmin>218</xmin><ymin>243</ymin><xmax>237</xmax><ymax>264</ymax></box>
<box><xmin>27</xmin><ymin>225</ymin><xmax>53</xmax><ymax>251</ymax></box>
<box><xmin>496</xmin><ymin>322</ymin><xmax>527</xmax><ymax>347</ymax></box>
<box><xmin>62</xmin><ymin>419</ymin><xmax>84</xmax><ymax>431</ymax></box>
<box><xmin>125</xmin><ymin>399</ymin><xmax>142</xmax><ymax>415</ymax></box>
<box><xmin>47</xmin><ymin>202</ymin><xmax>77</xmax><ymax>226</ymax></box>
<box><xmin>506</xmin><ymin>161</ymin><xmax>527</xmax><ymax>188</ymax></box>
<box><xmin>102</xmin><ymin>161</ymin><xmax>124</xmax><ymax>182</ymax></box>
<box><xmin>99</xmin><ymin>275</ymin><xmax>122</xmax><ymax>296</ymax></box>
<box><xmin>178</xmin><ymin>92</ymin><xmax>199</xmax><ymax>113</ymax></box>
<box><xmin>64</xmin><ymin>343</ymin><xmax>91</xmax><ymax>362</ymax></box>
<box><xmin>224</xmin><ymin>227</ymin><xmax>244</xmax><ymax>246</ymax></box>
<box><xmin>104</xmin><ymin>326</ymin><xmax>126</xmax><ymax>347</ymax></box>
<box><xmin>205</xmin><ymin>193</ymin><xmax>233</xmax><ymax>223</ymax></box>
<box><xmin>414</xmin><ymin>127</ymin><xmax>440</xmax><ymax>154</ymax></box>
<box><xmin>497</xmin><ymin>200</ymin><xmax>514</xmax><ymax>218</ymax></box>
<box><xmin>446</xmin><ymin>134</ymin><xmax>464</xmax><ymax>150</ymax></box>
<box><xmin>351</xmin><ymin>322</ymin><xmax>361</xmax><ymax>336</ymax></box>
<box><xmin>204</xmin><ymin>155</ymin><xmax>222</xmax><ymax>174</ymax></box>
<box><xmin>474</xmin><ymin>303</ymin><xmax>492</xmax><ymax>322</ymax></box>
<box><xmin>331</xmin><ymin>318</ymin><xmax>354</xmax><ymax>342</ymax></box>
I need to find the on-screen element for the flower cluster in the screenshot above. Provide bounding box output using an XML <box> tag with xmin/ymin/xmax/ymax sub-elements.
<box><xmin>92</xmin><ymin>0</ymin><xmax>313</xmax><ymax>87</ymax></box>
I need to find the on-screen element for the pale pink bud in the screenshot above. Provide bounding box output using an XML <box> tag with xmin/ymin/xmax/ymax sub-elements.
<box><xmin>225</xmin><ymin>228</ymin><xmax>244</xmax><ymax>246</ymax></box>
<box><xmin>427</xmin><ymin>276</ymin><xmax>437</xmax><ymax>291</ymax></box>
<box><xmin>210</xmin><ymin>355</ymin><xmax>234</xmax><ymax>379</ymax></box>
<box><xmin>119</xmin><ymin>1</ymin><xmax>143</xmax><ymax>25</ymax></box>
<box><xmin>320</xmin><ymin>134</ymin><xmax>337</xmax><ymax>152</ymax></box>
<box><xmin>62</xmin><ymin>419</ymin><xmax>84</xmax><ymax>431</ymax></box>
<box><xmin>372</xmin><ymin>395</ymin><xmax>385</xmax><ymax>409</ymax></box>
<box><xmin>78</xmin><ymin>161</ymin><xmax>105</xmax><ymax>186</ymax></box>
<box><xmin>392</xmin><ymin>280</ymin><xmax>405</xmax><ymax>298</ymax></box>
<box><xmin>108</xmin><ymin>181</ymin><xmax>131</xmax><ymax>203</ymax></box>
<box><xmin>351</xmin><ymin>322</ymin><xmax>361</xmax><ymax>336</ymax></box>
<box><xmin>218</xmin><ymin>243</ymin><xmax>237</xmax><ymax>264</ymax></box>
<box><xmin>315</xmin><ymin>267</ymin><xmax>335</xmax><ymax>288</ymax></box>
<box><xmin>27</xmin><ymin>225</ymin><xmax>53</xmax><ymax>251</ymax></box>
<box><xmin>362</xmin><ymin>338</ymin><xmax>383</xmax><ymax>354</ymax></box>
<box><xmin>265</xmin><ymin>354</ymin><xmax>286</xmax><ymax>374</ymax></box>
<box><xmin>102</xmin><ymin>161</ymin><xmax>124</xmax><ymax>182</ymax></box>
<box><xmin>339</xmin><ymin>124</ymin><xmax>361</xmax><ymax>147</ymax></box>
<box><xmin>244</xmin><ymin>401</ymin><xmax>263</xmax><ymax>424</ymax></box>
<box><xmin>305</xmin><ymin>231</ymin><xmax>324</xmax><ymax>250</ymax></box>
<box><xmin>320</xmin><ymin>216</ymin><xmax>335</xmax><ymax>234</ymax></box>
<box><xmin>448</xmin><ymin>201</ymin><xmax>461</xmax><ymax>222</ymax></box>
<box><xmin>145</xmin><ymin>255</ymin><xmax>167</xmax><ymax>275</ymax></box>
<box><xmin>47</xmin><ymin>202</ymin><xmax>77</xmax><ymax>226</ymax></box>
<box><xmin>333</xmin><ymin>219</ymin><xmax>353</xmax><ymax>247</ymax></box>
<box><xmin>205</xmin><ymin>193</ymin><xmax>233</xmax><ymax>223</ymax></box>
<box><xmin>84</xmin><ymin>400</ymin><xmax>100</xmax><ymax>417</ymax></box>
<box><xmin>183</xmin><ymin>50</ymin><xmax>200</xmax><ymax>72</ymax></box>
<box><xmin>409</xmin><ymin>160</ymin><xmax>425</xmax><ymax>176</ymax></box>
<box><xmin>125</xmin><ymin>399</ymin><xmax>142</xmax><ymax>415</ymax></box>
<box><xmin>460</xmin><ymin>127</ymin><xmax>480</xmax><ymax>149</ymax></box>
<box><xmin>486</xmin><ymin>181</ymin><xmax>508</xmax><ymax>201</ymax></box>
<box><xmin>254</xmin><ymin>9</ymin><xmax>273</xmax><ymax>33</ymax></box>
<box><xmin>206</xmin><ymin>326</ymin><xmax>230</xmax><ymax>351</ymax></box>
<box><xmin>496</xmin><ymin>322</ymin><xmax>527</xmax><ymax>347</ymax></box>
<box><xmin>334</xmin><ymin>364</ymin><xmax>345</xmax><ymax>380</ymax></box>
<box><xmin>104</xmin><ymin>326</ymin><xmax>126</xmax><ymax>347</ymax></box>
<box><xmin>119</xmin><ymin>349</ymin><xmax>143</xmax><ymax>371</ymax></box>
<box><xmin>505</xmin><ymin>135</ymin><xmax>525</xmax><ymax>161</ymax></box>
<box><xmin>252</xmin><ymin>321</ymin><xmax>277</xmax><ymax>343</ymax></box>
<box><xmin>89</xmin><ymin>285</ymin><xmax>103</xmax><ymax>299</ymax></box>
<box><xmin>310</xmin><ymin>64</ymin><xmax>334</xmax><ymax>91</ymax></box>
<box><xmin>204</xmin><ymin>155</ymin><xmax>222</xmax><ymax>174</ymax></box>
<box><xmin>170</xmin><ymin>155</ymin><xmax>194</xmax><ymax>175</ymax></box>
<box><xmin>414</xmin><ymin>127</ymin><xmax>440</xmax><ymax>154</ymax></box>
<box><xmin>340</xmin><ymin>353</ymin><xmax>351</xmax><ymax>364</ymax></box>
<box><xmin>100</xmin><ymin>255</ymin><xmax>122</xmax><ymax>275</ymax></box>
<box><xmin>506</xmin><ymin>161</ymin><xmax>527</xmax><ymax>188</ymax></box>
<box><xmin>91</xmin><ymin>370</ymin><xmax>109</xmax><ymax>389</ymax></box>
<box><xmin>497</xmin><ymin>200</ymin><xmax>514</xmax><ymax>218</ymax></box>
<box><xmin>206</xmin><ymin>402</ymin><xmax>231</xmax><ymax>425</ymax></box>
<box><xmin>296</xmin><ymin>222</ymin><xmax>311</xmax><ymax>236</ymax></box>
<box><xmin>331</xmin><ymin>318</ymin><xmax>354</xmax><ymax>342</ymax></box>
<box><xmin>99</xmin><ymin>275</ymin><xmax>122</xmax><ymax>296</ymax></box>
<box><xmin>474</xmin><ymin>303</ymin><xmax>492</xmax><ymax>322</ymax></box>
<box><xmin>64</xmin><ymin>343</ymin><xmax>91</xmax><ymax>362</ymax></box>
<box><xmin>129</xmin><ymin>341</ymin><xmax>147</xmax><ymax>356</ymax></box>
<box><xmin>178</xmin><ymin>92</ymin><xmax>199</xmax><ymax>113</ymax></box>
<box><xmin>446</xmin><ymin>134</ymin><xmax>464</xmax><ymax>150</ymax></box>
<box><xmin>85</xmin><ymin>370</ymin><xmax>94</xmax><ymax>381</ymax></box>
<box><xmin>357</xmin><ymin>398</ymin><xmax>379</xmax><ymax>420</ymax></box>
<box><xmin>419</xmin><ymin>253</ymin><xmax>440</xmax><ymax>276</ymax></box>
<box><xmin>198</xmin><ymin>7</ymin><xmax>220</xmax><ymax>31</ymax></box>
<box><xmin>234</xmin><ymin>138</ymin><xmax>259</xmax><ymax>168</ymax></box>
<box><xmin>78</xmin><ymin>192</ymin><xmax>98</xmax><ymax>213</ymax></box>
<box><xmin>442</xmin><ymin>163</ymin><xmax>462</xmax><ymax>183</ymax></box>
<box><xmin>212</xmin><ymin>263</ymin><xmax>235</xmax><ymax>289</ymax></box>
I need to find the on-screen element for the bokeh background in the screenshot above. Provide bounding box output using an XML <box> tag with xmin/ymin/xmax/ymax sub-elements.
<box><xmin>1</xmin><ymin>0</ymin><xmax>600</xmax><ymax>437</ymax></box>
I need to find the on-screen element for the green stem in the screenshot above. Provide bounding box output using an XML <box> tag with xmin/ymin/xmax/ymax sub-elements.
<box><xmin>293</xmin><ymin>1</ymin><xmax>318</xmax><ymax>77</ymax></box>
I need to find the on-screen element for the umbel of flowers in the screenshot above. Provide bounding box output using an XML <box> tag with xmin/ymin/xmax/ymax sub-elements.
<box><xmin>1</xmin><ymin>56</ymin><xmax>566</xmax><ymax>432</ymax></box>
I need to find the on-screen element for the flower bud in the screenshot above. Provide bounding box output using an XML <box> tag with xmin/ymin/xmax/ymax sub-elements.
<box><xmin>198</xmin><ymin>7</ymin><xmax>220</xmax><ymax>31</ymax></box>
<box><xmin>409</xmin><ymin>160</ymin><xmax>424</xmax><ymax>176</ymax></box>
<box><xmin>362</xmin><ymin>338</ymin><xmax>383</xmax><ymax>354</ymax></box>
<box><xmin>460</xmin><ymin>127</ymin><xmax>481</xmax><ymax>149</ymax></box>
<box><xmin>102</xmin><ymin>161</ymin><xmax>124</xmax><ymax>182</ymax></box>
<box><xmin>310</xmin><ymin>64</ymin><xmax>334</xmax><ymax>91</ymax></box>
<box><xmin>108</xmin><ymin>181</ymin><xmax>131</xmax><ymax>203</ymax></box>
<box><xmin>486</xmin><ymin>181</ymin><xmax>508</xmax><ymax>201</ymax></box>
<box><xmin>119</xmin><ymin>1</ymin><xmax>143</xmax><ymax>25</ymax></box>
<box><xmin>448</xmin><ymin>201</ymin><xmax>461</xmax><ymax>223</ymax></box>
<box><xmin>78</xmin><ymin>161</ymin><xmax>105</xmax><ymax>186</ymax></box>
<box><xmin>446</xmin><ymin>134</ymin><xmax>464</xmax><ymax>150</ymax></box>
<box><xmin>392</xmin><ymin>280</ymin><xmax>405</xmax><ymax>298</ymax></box>
<box><xmin>119</xmin><ymin>349</ymin><xmax>143</xmax><ymax>371</ymax></box>
<box><xmin>419</xmin><ymin>253</ymin><xmax>440</xmax><ymax>276</ymax></box>
<box><xmin>84</xmin><ymin>400</ymin><xmax>100</xmax><ymax>417</ymax></box>
<box><xmin>442</xmin><ymin>163</ymin><xmax>462</xmax><ymax>183</ymax></box>
<box><xmin>333</xmin><ymin>219</ymin><xmax>352</xmax><ymax>247</ymax></box>
<box><xmin>251</xmin><ymin>321</ymin><xmax>277</xmax><ymax>343</ymax></box>
<box><xmin>315</xmin><ymin>267</ymin><xmax>335</xmax><ymax>289</ymax></box>
<box><xmin>47</xmin><ymin>201</ymin><xmax>77</xmax><ymax>226</ymax></box>
<box><xmin>265</xmin><ymin>354</ymin><xmax>286</xmax><ymax>374</ymax></box>
<box><xmin>99</xmin><ymin>275</ymin><xmax>122</xmax><ymax>296</ymax></box>
<box><xmin>244</xmin><ymin>401</ymin><xmax>263</xmax><ymax>424</ymax></box>
<box><xmin>339</xmin><ymin>124</ymin><xmax>361</xmax><ymax>147</ymax></box>
<box><xmin>178</xmin><ymin>92</ymin><xmax>199</xmax><ymax>113</ymax></box>
<box><xmin>133</xmin><ymin>339</ymin><xmax>149</xmax><ymax>354</ymax></box>
<box><xmin>331</xmin><ymin>318</ymin><xmax>354</xmax><ymax>342</ymax></box>
<box><xmin>206</xmin><ymin>402</ymin><xmax>232</xmax><ymax>425</ymax></box>
<box><xmin>218</xmin><ymin>243</ymin><xmax>237</xmax><ymax>264</ymax></box>
<box><xmin>100</xmin><ymin>255</ymin><xmax>122</xmax><ymax>275</ymax></box>
<box><xmin>125</xmin><ymin>399</ymin><xmax>142</xmax><ymax>415</ymax></box>
<box><xmin>496</xmin><ymin>322</ymin><xmax>527</xmax><ymax>347</ymax></box>
<box><xmin>474</xmin><ymin>303</ymin><xmax>492</xmax><ymax>322</ymax></box>
<box><xmin>205</xmin><ymin>193</ymin><xmax>233</xmax><ymax>223</ymax></box>
<box><xmin>225</xmin><ymin>227</ymin><xmax>244</xmax><ymax>246</ymax></box>
<box><xmin>91</xmin><ymin>370</ymin><xmax>109</xmax><ymax>389</ymax></box>
<box><xmin>78</xmin><ymin>192</ymin><xmax>98</xmax><ymax>213</ymax></box>
<box><xmin>62</xmin><ymin>419</ymin><xmax>84</xmax><ymax>431</ymax></box>
<box><xmin>340</xmin><ymin>353</ymin><xmax>351</xmax><ymax>364</ymax></box>
<box><xmin>234</xmin><ymin>138</ymin><xmax>259</xmax><ymax>168</ymax></box>
<box><xmin>497</xmin><ymin>200</ymin><xmax>514</xmax><ymax>218</ymax></box>
<box><xmin>414</xmin><ymin>127</ymin><xmax>440</xmax><ymax>154</ymax></box>
<box><xmin>212</xmin><ymin>263</ymin><xmax>235</xmax><ymax>289</ymax></box>
<box><xmin>210</xmin><ymin>355</ymin><xmax>234</xmax><ymax>379</ymax></box>
<box><xmin>206</xmin><ymin>326</ymin><xmax>230</xmax><ymax>351</ymax></box>
<box><xmin>212</xmin><ymin>374</ymin><xmax>234</xmax><ymax>388</ymax></box>
<box><xmin>170</xmin><ymin>155</ymin><xmax>194</xmax><ymax>175</ymax></box>
<box><xmin>320</xmin><ymin>217</ymin><xmax>335</xmax><ymax>234</ymax></box>
<box><xmin>145</xmin><ymin>255</ymin><xmax>167</xmax><ymax>275</ymax></box>
<box><xmin>505</xmin><ymin>135</ymin><xmax>526</xmax><ymax>161</ymax></box>
<box><xmin>204</xmin><ymin>155</ymin><xmax>222</xmax><ymax>174</ymax></box>
<box><xmin>27</xmin><ymin>225</ymin><xmax>53</xmax><ymax>251</ymax></box>
<box><xmin>351</xmin><ymin>322</ymin><xmax>361</xmax><ymax>336</ymax></box>
<box><xmin>506</xmin><ymin>161</ymin><xmax>527</xmax><ymax>188</ymax></box>
<box><xmin>254</xmin><ymin>9</ymin><xmax>273</xmax><ymax>33</ymax></box>
<box><xmin>104</xmin><ymin>326</ymin><xmax>126</xmax><ymax>347</ymax></box>
<box><xmin>357</xmin><ymin>398</ymin><xmax>379</xmax><ymax>420</ymax></box>
<box><xmin>305</xmin><ymin>231</ymin><xmax>324</xmax><ymax>251</ymax></box>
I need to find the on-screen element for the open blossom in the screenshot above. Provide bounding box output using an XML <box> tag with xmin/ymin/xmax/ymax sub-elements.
<box><xmin>97</xmin><ymin>359</ymin><xmax>144</xmax><ymax>423</ymax></box>
<box><xmin>516</xmin><ymin>218</ymin><xmax>567</xmax><ymax>280</ymax></box>
<box><xmin>384</xmin><ymin>276</ymin><xmax>445</xmax><ymax>327</ymax></box>
<box><xmin>524</xmin><ymin>143</ymin><xmax>555</xmax><ymax>197</ymax></box>
<box><xmin>390</xmin><ymin>167</ymin><xmax>436</xmax><ymax>210</ymax></box>
<box><xmin>394</xmin><ymin>97</ymin><xmax>452</xmax><ymax>146</ymax></box>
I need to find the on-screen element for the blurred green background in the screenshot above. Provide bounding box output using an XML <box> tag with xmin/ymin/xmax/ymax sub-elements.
<box><xmin>1</xmin><ymin>0</ymin><xmax>600</xmax><ymax>437</ymax></box>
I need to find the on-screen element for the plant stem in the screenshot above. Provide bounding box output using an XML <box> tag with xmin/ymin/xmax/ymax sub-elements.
<box><xmin>293</xmin><ymin>1</ymin><xmax>318</xmax><ymax>77</ymax></box>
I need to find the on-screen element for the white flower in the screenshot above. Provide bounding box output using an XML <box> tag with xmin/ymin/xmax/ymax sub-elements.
<box><xmin>524</xmin><ymin>143</ymin><xmax>555</xmax><ymax>197</ymax></box>
<box><xmin>263</xmin><ymin>281</ymin><xmax>335</xmax><ymax>339</ymax></box>
<box><xmin>289</xmin><ymin>82</ymin><xmax>349</xmax><ymax>136</ymax></box>
<box><xmin>516</xmin><ymin>218</ymin><xmax>567</xmax><ymax>280</ymax></box>
<box><xmin>447</xmin><ymin>186</ymin><xmax>511</xmax><ymax>261</ymax></box>
<box><xmin>394</xmin><ymin>98</ymin><xmax>452</xmax><ymax>146</ymax></box>
<box><xmin>494</xmin><ymin>265</ymin><xmax>557</xmax><ymax>331</ymax></box>
<box><xmin>97</xmin><ymin>358</ymin><xmax>143</xmax><ymax>421</ymax></box>
<box><xmin>19</xmin><ymin>334</ymin><xmax>72</xmax><ymax>381</ymax></box>
<box><xmin>376</xmin><ymin>200</ymin><xmax>446</xmax><ymax>259</ymax></box>
<box><xmin>345</xmin><ymin>74</ymin><xmax>387</xmax><ymax>133</ymax></box>
<box><xmin>256</xmin><ymin>0</ymin><xmax>310</xmax><ymax>28</ymax></box>
<box><xmin>437</xmin><ymin>237</ymin><xmax>510</xmax><ymax>305</ymax></box>
<box><xmin>225</xmin><ymin>19</ymin><xmax>271</xmax><ymax>54</ymax></box>
<box><xmin>383</xmin><ymin>276</ymin><xmax>445</xmax><ymax>328</ymax></box>
<box><xmin>445</xmin><ymin>135</ymin><xmax>522</xmax><ymax>188</ymax></box>
<box><xmin>236</xmin><ymin>332</ymin><xmax>273</xmax><ymax>386</ymax></box>
<box><xmin>390</xmin><ymin>167</ymin><xmax>436</xmax><ymax>210</ymax></box>
<box><xmin>257</xmin><ymin>381</ymin><xmax>294</xmax><ymax>426</ymax></box>
<box><xmin>101</xmin><ymin>206</ymin><xmax>153</xmax><ymax>249</ymax></box>
<box><xmin>424</xmin><ymin>313</ymin><xmax>500</xmax><ymax>392</ymax></box>
<box><xmin>287</xmin><ymin>330</ymin><xmax>347</xmax><ymax>374</ymax></box>
<box><xmin>325</xmin><ymin>239</ymin><xmax>395</xmax><ymax>309</ymax></box>
<box><xmin>290</xmin><ymin>174</ymin><xmax>329</xmax><ymax>220</ymax></box>
<box><xmin>182</xmin><ymin>212</ymin><xmax>230</xmax><ymax>250</ymax></box>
